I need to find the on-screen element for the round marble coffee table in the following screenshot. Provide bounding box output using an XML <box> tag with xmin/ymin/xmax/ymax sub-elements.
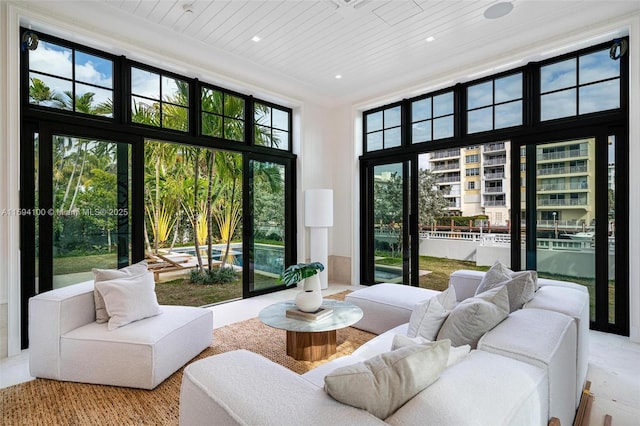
<box><xmin>259</xmin><ymin>299</ymin><xmax>363</xmax><ymax>361</ymax></box>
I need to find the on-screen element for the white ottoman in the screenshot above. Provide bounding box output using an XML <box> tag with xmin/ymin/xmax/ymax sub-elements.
<box><xmin>345</xmin><ymin>283</ymin><xmax>438</xmax><ymax>334</ymax></box>
<box><xmin>478</xmin><ymin>308</ymin><xmax>577</xmax><ymax>426</ymax></box>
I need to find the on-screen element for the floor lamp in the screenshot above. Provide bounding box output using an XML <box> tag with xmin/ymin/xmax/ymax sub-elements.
<box><xmin>305</xmin><ymin>189</ymin><xmax>333</xmax><ymax>290</ymax></box>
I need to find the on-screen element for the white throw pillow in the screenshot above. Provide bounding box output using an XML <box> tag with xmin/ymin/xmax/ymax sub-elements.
<box><xmin>437</xmin><ymin>285</ymin><xmax>509</xmax><ymax>348</ymax></box>
<box><xmin>475</xmin><ymin>260</ymin><xmax>511</xmax><ymax>295</ymax></box>
<box><xmin>391</xmin><ymin>334</ymin><xmax>470</xmax><ymax>367</ymax></box>
<box><xmin>94</xmin><ymin>271</ymin><xmax>161</xmax><ymax>331</ymax></box>
<box><xmin>324</xmin><ymin>339</ymin><xmax>450</xmax><ymax>419</ymax></box>
<box><xmin>407</xmin><ymin>286</ymin><xmax>457</xmax><ymax>340</ymax></box>
<box><xmin>475</xmin><ymin>261</ymin><xmax>537</xmax><ymax>312</ymax></box>
<box><xmin>92</xmin><ymin>261</ymin><xmax>148</xmax><ymax>323</ymax></box>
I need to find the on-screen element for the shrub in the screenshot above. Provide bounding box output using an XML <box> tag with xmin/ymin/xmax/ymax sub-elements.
<box><xmin>190</xmin><ymin>266</ymin><xmax>238</xmax><ymax>285</ymax></box>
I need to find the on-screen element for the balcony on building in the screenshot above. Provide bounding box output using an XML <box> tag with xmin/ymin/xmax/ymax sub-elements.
<box><xmin>483</xmin><ymin>141</ymin><xmax>507</xmax><ymax>153</ymax></box>
<box><xmin>430</xmin><ymin>149</ymin><xmax>461</xmax><ymax>160</ymax></box>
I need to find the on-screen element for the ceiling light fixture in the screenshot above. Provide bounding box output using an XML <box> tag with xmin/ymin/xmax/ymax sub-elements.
<box><xmin>426</xmin><ymin>36</ymin><xmax>435</xmax><ymax>42</ymax></box>
<box><xmin>182</xmin><ymin>3</ymin><xmax>194</xmax><ymax>14</ymax></box>
<box><xmin>484</xmin><ymin>2</ymin><xmax>513</xmax><ymax>20</ymax></box>
<box><xmin>335</xmin><ymin>74</ymin><xmax>343</xmax><ymax>79</ymax></box>
<box><xmin>251</xmin><ymin>35</ymin><xmax>261</xmax><ymax>42</ymax></box>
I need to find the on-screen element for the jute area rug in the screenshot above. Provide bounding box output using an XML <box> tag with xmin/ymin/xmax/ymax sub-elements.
<box><xmin>1</xmin><ymin>291</ymin><xmax>375</xmax><ymax>425</ymax></box>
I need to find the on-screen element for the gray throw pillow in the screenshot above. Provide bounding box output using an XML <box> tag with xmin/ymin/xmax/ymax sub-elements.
<box><xmin>92</xmin><ymin>260</ymin><xmax>148</xmax><ymax>323</ymax></box>
<box><xmin>407</xmin><ymin>286</ymin><xmax>457</xmax><ymax>340</ymax></box>
<box><xmin>437</xmin><ymin>285</ymin><xmax>509</xmax><ymax>348</ymax></box>
<box><xmin>324</xmin><ymin>339</ymin><xmax>450</xmax><ymax>419</ymax></box>
<box><xmin>476</xmin><ymin>261</ymin><xmax>537</xmax><ymax>312</ymax></box>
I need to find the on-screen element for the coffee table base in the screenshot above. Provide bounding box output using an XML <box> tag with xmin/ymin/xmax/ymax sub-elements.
<box><xmin>286</xmin><ymin>330</ymin><xmax>337</xmax><ymax>361</ymax></box>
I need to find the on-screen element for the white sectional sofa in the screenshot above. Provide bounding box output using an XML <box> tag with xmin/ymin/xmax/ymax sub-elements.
<box><xmin>179</xmin><ymin>269</ymin><xmax>589</xmax><ymax>425</ymax></box>
<box><xmin>29</xmin><ymin>280</ymin><xmax>213</xmax><ymax>390</ymax></box>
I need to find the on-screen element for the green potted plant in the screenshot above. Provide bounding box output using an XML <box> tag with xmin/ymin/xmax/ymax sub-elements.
<box><xmin>279</xmin><ymin>262</ymin><xmax>325</xmax><ymax>312</ymax></box>
<box><xmin>279</xmin><ymin>262</ymin><xmax>325</xmax><ymax>287</ymax></box>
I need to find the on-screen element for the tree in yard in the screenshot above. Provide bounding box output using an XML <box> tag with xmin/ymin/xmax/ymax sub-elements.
<box><xmin>373</xmin><ymin>172</ymin><xmax>403</xmax><ymax>227</ymax></box>
<box><xmin>417</xmin><ymin>168</ymin><xmax>449</xmax><ymax>228</ymax></box>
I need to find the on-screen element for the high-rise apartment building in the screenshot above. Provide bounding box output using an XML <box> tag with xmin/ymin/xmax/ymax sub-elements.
<box><xmin>425</xmin><ymin>138</ymin><xmax>595</xmax><ymax>227</ymax></box>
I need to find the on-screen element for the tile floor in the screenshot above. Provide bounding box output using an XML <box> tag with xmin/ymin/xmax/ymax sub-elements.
<box><xmin>2</xmin><ymin>283</ymin><xmax>639</xmax><ymax>426</ymax></box>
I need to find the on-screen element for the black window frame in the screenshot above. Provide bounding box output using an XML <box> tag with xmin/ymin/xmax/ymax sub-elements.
<box><xmin>19</xmin><ymin>28</ymin><xmax>298</xmax><ymax>349</ymax></box>
<box><xmin>359</xmin><ymin>39</ymin><xmax>630</xmax><ymax>336</ymax></box>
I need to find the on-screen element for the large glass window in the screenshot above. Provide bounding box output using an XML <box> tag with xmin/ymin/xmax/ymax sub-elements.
<box><xmin>28</xmin><ymin>40</ymin><xmax>114</xmax><ymax>117</ymax></box>
<box><xmin>361</xmin><ymin>40</ymin><xmax>628</xmax><ymax>335</ymax></box>
<box><xmin>21</xmin><ymin>29</ymin><xmax>297</xmax><ymax>348</ymax></box>
<box><xmin>50</xmin><ymin>136</ymin><xmax>131</xmax><ymax>289</ymax></box>
<box><xmin>467</xmin><ymin>73</ymin><xmax>522</xmax><ymax>134</ymax></box>
<box><xmin>540</xmin><ymin>48</ymin><xmax>620</xmax><ymax>121</ymax></box>
<box><xmin>131</xmin><ymin>67</ymin><xmax>189</xmax><ymax>131</ymax></box>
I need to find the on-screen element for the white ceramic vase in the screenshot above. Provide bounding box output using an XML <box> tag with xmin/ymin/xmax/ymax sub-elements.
<box><xmin>295</xmin><ymin>274</ymin><xmax>323</xmax><ymax>312</ymax></box>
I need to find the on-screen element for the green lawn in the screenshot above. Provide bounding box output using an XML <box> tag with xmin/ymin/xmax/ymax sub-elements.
<box><xmin>51</xmin><ymin>252</ymin><xmax>612</xmax><ymax>321</ymax></box>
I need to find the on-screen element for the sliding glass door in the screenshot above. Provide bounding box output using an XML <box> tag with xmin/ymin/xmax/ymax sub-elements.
<box><xmin>247</xmin><ymin>156</ymin><xmax>294</xmax><ymax>296</ymax></box>
<box><xmin>521</xmin><ymin>132</ymin><xmax>627</xmax><ymax>331</ymax></box>
<box><xmin>362</xmin><ymin>160</ymin><xmax>413</xmax><ymax>285</ymax></box>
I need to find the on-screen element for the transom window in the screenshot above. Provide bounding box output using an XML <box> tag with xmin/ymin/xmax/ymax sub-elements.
<box><xmin>467</xmin><ymin>73</ymin><xmax>523</xmax><ymax>134</ymax></box>
<box><xmin>411</xmin><ymin>91</ymin><xmax>454</xmax><ymax>143</ymax></box>
<box><xmin>201</xmin><ymin>87</ymin><xmax>245</xmax><ymax>142</ymax></box>
<box><xmin>131</xmin><ymin>67</ymin><xmax>189</xmax><ymax>132</ymax></box>
<box><xmin>28</xmin><ymin>40</ymin><xmax>114</xmax><ymax>118</ymax></box>
<box><xmin>540</xmin><ymin>48</ymin><xmax>620</xmax><ymax>121</ymax></box>
<box><xmin>254</xmin><ymin>102</ymin><xmax>291</xmax><ymax>150</ymax></box>
<box><xmin>365</xmin><ymin>105</ymin><xmax>402</xmax><ymax>151</ymax></box>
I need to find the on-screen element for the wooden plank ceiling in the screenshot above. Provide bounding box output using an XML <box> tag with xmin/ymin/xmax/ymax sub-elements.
<box><xmin>100</xmin><ymin>0</ymin><xmax>640</xmax><ymax>103</ymax></box>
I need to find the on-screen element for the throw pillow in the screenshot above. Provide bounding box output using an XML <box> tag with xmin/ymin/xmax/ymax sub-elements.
<box><xmin>475</xmin><ymin>260</ymin><xmax>511</xmax><ymax>295</ymax></box>
<box><xmin>94</xmin><ymin>271</ymin><xmax>162</xmax><ymax>331</ymax></box>
<box><xmin>324</xmin><ymin>339</ymin><xmax>450</xmax><ymax>419</ymax></box>
<box><xmin>391</xmin><ymin>334</ymin><xmax>470</xmax><ymax>367</ymax></box>
<box><xmin>475</xmin><ymin>261</ymin><xmax>537</xmax><ymax>312</ymax></box>
<box><xmin>437</xmin><ymin>285</ymin><xmax>509</xmax><ymax>348</ymax></box>
<box><xmin>92</xmin><ymin>261</ymin><xmax>148</xmax><ymax>323</ymax></box>
<box><xmin>407</xmin><ymin>286</ymin><xmax>457</xmax><ymax>340</ymax></box>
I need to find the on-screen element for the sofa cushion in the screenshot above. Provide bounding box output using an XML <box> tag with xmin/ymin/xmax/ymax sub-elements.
<box><xmin>385</xmin><ymin>350</ymin><xmax>548</xmax><ymax>426</ymax></box>
<box><xmin>94</xmin><ymin>271</ymin><xmax>162</xmax><ymax>330</ymax></box>
<box><xmin>407</xmin><ymin>286</ymin><xmax>457</xmax><ymax>340</ymax></box>
<box><xmin>475</xmin><ymin>261</ymin><xmax>536</xmax><ymax>312</ymax></box>
<box><xmin>61</xmin><ymin>305</ymin><xmax>213</xmax><ymax>389</ymax></box>
<box><xmin>437</xmin><ymin>285</ymin><xmax>509</xmax><ymax>348</ymax></box>
<box><xmin>92</xmin><ymin>260</ymin><xmax>148</xmax><ymax>323</ymax></box>
<box><xmin>324</xmin><ymin>339</ymin><xmax>450</xmax><ymax>419</ymax></box>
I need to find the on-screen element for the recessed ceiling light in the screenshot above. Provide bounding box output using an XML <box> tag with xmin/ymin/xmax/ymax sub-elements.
<box><xmin>484</xmin><ymin>2</ymin><xmax>513</xmax><ymax>19</ymax></box>
<box><xmin>251</xmin><ymin>35</ymin><xmax>261</xmax><ymax>42</ymax></box>
<box><xmin>335</xmin><ymin>74</ymin><xmax>342</xmax><ymax>79</ymax></box>
<box><xmin>426</xmin><ymin>36</ymin><xmax>435</xmax><ymax>42</ymax></box>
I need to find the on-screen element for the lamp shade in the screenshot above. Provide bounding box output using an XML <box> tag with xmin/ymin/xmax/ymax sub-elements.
<box><xmin>304</xmin><ymin>189</ymin><xmax>333</xmax><ymax>227</ymax></box>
